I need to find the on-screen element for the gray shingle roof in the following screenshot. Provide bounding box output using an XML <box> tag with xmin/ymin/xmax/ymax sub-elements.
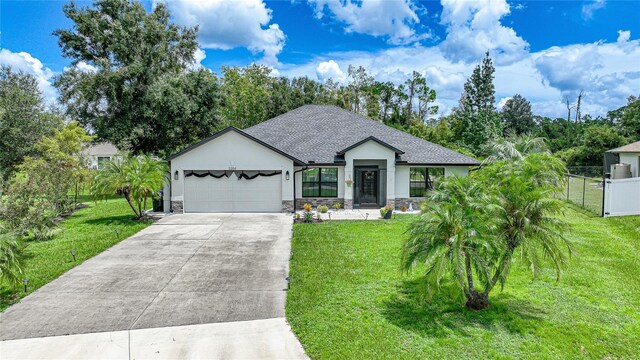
<box><xmin>244</xmin><ymin>105</ymin><xmax>479</xmax><ymax>165</ymax></box>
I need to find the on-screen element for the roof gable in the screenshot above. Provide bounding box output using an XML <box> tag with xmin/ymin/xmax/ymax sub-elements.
<box><xmin>167</xmin><ymin>127</ymin><xmax>305</xmax><ymax>164</ymax></box>
<box><xmin>337</xmin><ymin>136</ymin><xmax>405</xmax><ymax>155</ymax></box>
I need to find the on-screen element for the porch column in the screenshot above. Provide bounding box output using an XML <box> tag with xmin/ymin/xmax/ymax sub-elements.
<box><xmin>344</xmin><ymin>158</ymin><xmax>354</xmax><ymax>209</ymax></box>
<box><xmin>386</xmin><ymin>160</ymin><xmax>395</xmax><ymax>208</ymax></box>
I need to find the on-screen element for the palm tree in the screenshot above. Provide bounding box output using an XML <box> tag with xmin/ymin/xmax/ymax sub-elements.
<box><xmin>481</xmin><ymin>154</ymin><xmax>572</xmax><ymax>293</ymax></box>
<box><xmin>402</xmin><ymin>154</ymin><xmax>572</xmax><ymax>310</ymax></box>
<box><xmin>92</xmin><ymin>154</ymin><xmax>168</xmax><ymax>219</ymax></box>
<box><xmin>0</xmin><ymin>229</ymin><xmax>23</xmax><ymax>287</ymax></box>
<box><xmin>484</xmin><ymin>132</ymin><xmax>549</xmax><ymax>164</ymax></box>
<box><xmin>401</xmin><ymin>176</ymin><xmax>497</xmax><ymax>309</ymax></box>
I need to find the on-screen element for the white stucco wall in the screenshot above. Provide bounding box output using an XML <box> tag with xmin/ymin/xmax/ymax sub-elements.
<box><xmin>344</xmin><ymin>140</ymin><xmax>397</xmax><ymax>201</ymax></box>
<box><xmin>395</xmin><ymin>166</ymin><xmax>471</xmax><ymax>198</ymax></box>
<box><xmin>170</xmin><ymin>131</ymin><xmax>294</xmax><ymax>201</ymax></box>
<box><xmin>618</xmin><ymin>153</ymin><xmax>640</xmax><ymax>177</ymax></box>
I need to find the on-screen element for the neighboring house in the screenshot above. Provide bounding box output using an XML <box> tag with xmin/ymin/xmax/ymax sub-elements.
<box><xmin>166</xmin><ymin>105</ymin><xmax>479</xmax><ymax>213</ymax></box>
<box><xmin>603</xmin><ymin>140</ymin><xmax>640</xmax><ymax>217</ymax></box>
<box><xmin>84</xmin><ymin>142</ymin><xmax>119</xmax><ymax>169</ymax></box>
<box><xmin>607</xmin><ymin>140</ymin><xmax>640</xmax><ymax>177</ymax></box>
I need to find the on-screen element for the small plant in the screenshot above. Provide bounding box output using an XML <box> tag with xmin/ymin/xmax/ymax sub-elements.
<box><xmin>317</xmin><ymin>205</ymin><xmax>329</xmax><ymax>213</ymax></box>
<box><xmin>400</xmin><ymin>205</ymin><xmax>407</xmax><ymax>212</ymax></box>
<box><xmin>303</xmin><ymin>211</ymin><xmax>314</xmax><ymax>223</ymax></box>
<box><xmin>332</xmin><ymin>202</ymin><xmax>342</xmax><ymax>210</ymax></box>
<box><xmin>380</xmin><ymin>205</ymin><xmax>394</xmax><ymax>219</ymax></box>
<box><xmin>295</xmin><ymin>213</ymin><xmax>301</xmax><ymax>220</ymax></box>
<box><xmin>303</xmin><ymin>203</ymin><xmax>313</xmax><ymax>212</ymax></box>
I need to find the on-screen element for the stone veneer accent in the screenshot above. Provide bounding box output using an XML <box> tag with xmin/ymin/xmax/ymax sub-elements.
<box><xmin>281</xmin><ymin>200</ymin><xmax>294</xmax><ymax>213</ymax></box>
<box><xmin>385</xmin><ymin>198</ymin><xmax>395</xmax><ymax>209</ymax></box>
<box><xmin>394</xmin><ymin>197</ymin><xmax>426</xmax><ymax>211</ymax></box>
<box><xmin>171</xmin><ymin>201</ymin><xmax>184</xmax><ymax>213</ymax></box>
<box><xmin>344</xmin><ymin>199</ymin><xmax>353</xmax><ymax>210</ymax></box>
<box><xmin>296</xmin><ymin>198</ymin><xmax>344</xmax><ymax>210</ymax></box>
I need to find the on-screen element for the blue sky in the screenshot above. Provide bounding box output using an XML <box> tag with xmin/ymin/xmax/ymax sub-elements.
<box><xmin>1</xmin><ymin>0</ymin><xmax>639</xmax><ymax>117</ymax></box>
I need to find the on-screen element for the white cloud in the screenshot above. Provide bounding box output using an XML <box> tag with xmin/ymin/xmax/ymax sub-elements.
<box><xmin>316</xmin><ymin>60</ymin><xmax>346</xmax><ymax>82</ymax></box>
<box><xmin>157</xmin><ymin>0</ymin><xmax>285</xmax><ymax>66</ymax></box>
<box><xmin>308</xmin><ymin>0</ymin><xmax>426</xmax><ymax>44</ymax></box>
<box><xmin>533</xmin><ymin>36</ymin><xmax>640</xmax><ymax>116</ymax></box>
<box><xmin>497</xmin><ymin>96</ymin><xmax>512</xmax><ymax>109</ymax></box>
<box><xmin>0</xmin><ymin>49</ymin><xmax>56</xmax><ymax>103</ymax></box>
<box><xmin>64</xmin><ymin>61</ymin><xmax>97</xmax><ymax>73</ymax></box>
<box><xmin>190</xmin><ymin>48</ymin><xmax>207</xmax><ymax>70</ymax></box>
<box><xmin>582</xmin><ymin>0</ymin><xmax>606</xmax><ymax>20</ymax></box>
<box><xmin>617</xmin><ymin>30</ymin><xmax>631</xmax><ymax>43</ymax></box>
<box><xmin>439</xmin><ymin>0</ymin><xmax>529</xmax><ymax>65</ymax></box>
<box><xmin>279</xmin><ymin>29</ymin><xmax>639</xmax><ymax>118</ymax></box>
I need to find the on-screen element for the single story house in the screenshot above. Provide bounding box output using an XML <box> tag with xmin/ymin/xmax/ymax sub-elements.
<box><xmin>84</xmin><ymin>142</ymin><xmax>119</xmax><ymax>169</ymax></box>
<box><xmin>166</xmin><ymin>105</ymin><xmax>479</xmax><ymax>213</ymax></box>
<box><xmin>607</xmin><ymin>140</ymin><xmax>640</xmax><ymax>177</ymax></box>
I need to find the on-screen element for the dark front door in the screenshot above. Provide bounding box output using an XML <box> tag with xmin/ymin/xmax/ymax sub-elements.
<box><xmin>355</xmin><ymin>168</ymin><xmax>378</xmax><ymax>207</ymax></box>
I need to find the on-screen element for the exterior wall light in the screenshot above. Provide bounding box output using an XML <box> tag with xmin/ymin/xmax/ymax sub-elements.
<box><xmin>286</xmin><ymin>170</ymin><xmax>290</xmax><ymax>180</ymax></box>
<box><xmin>174</xmin><ymin>170</ymin><xmax>179</xmax><ymax>180</ymax></box>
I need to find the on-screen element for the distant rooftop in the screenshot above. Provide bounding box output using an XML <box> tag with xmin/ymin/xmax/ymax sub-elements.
<box><xmin>608</xmin><ymin>140</ymin><xmax>640</xmax><ymax>153</ymax></box>
<box><xmin>85</xmin><ymin>142</ymin><xmax>118</xmax><ymax>156</ymax></box>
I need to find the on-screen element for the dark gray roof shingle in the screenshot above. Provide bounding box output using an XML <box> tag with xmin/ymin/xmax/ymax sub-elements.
<box><xmin>244</xmin><ymin>105</ymin><xmax>479</xmax><ymax>165</ymax></box>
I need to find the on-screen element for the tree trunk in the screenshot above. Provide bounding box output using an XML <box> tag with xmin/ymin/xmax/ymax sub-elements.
<box><xmin>465</xmin><ymin>290</ymin><xmax>489</xmax><ymax>310</ymax></box>
<box><xmin>123</xmin><ymin>190</ymin><xmax>140</xmax><ymax>218</ymax></box>
<box><xmin>464</xmin><ymin>255</ymin><xmax>489</xmax><ymax>310</ymax></box>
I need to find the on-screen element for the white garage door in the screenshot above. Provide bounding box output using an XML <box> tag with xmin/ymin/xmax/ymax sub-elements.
<box><xmin>184</xmin><ymin>171</ymin><xmax>282</xmax><ymax>213</ymax></box>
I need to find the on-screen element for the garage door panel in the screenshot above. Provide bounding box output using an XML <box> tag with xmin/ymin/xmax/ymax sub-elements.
<box><xmin>184</xmin><ymin>172</ymin><xmax>282</xmax><ymax>213</ymax></box>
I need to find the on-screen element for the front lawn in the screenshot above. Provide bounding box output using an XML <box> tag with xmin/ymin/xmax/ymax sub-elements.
<box><xmin>0</xmin><ymin>197</ymin><xmax>151</xmax><ymax>311</ymax></box>
<box><xmin>287</xmin><ymin>208</ymin><xmax>640</xmax><ymax>359</ymax></box>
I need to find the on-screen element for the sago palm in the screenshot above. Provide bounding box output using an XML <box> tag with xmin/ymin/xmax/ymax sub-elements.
<box><xmin>92</xmin><ymin>154</ymin><xmax>168</xmax><ymax>219</ymax></box>
<box><xmin>484</xmin><ymin>133</ymin><xmax>549</xmax><ymax>164</ymax></box>
<box><xmin>0</xmin><ymin>229</ymin><xmax>24</xmax><ymax>287</ymax></box>
<box><xmin>482</xmin><ymin>154</ymin><xmax>572</xmax><ymax>292</ymax></box>
<box><xmin>401</xmin><ymin>176</ymin><xmax>496</xmax><ymax>309</ymax></box>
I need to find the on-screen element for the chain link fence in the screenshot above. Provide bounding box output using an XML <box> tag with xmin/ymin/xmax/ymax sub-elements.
<box><xmin>565</xmin><ymin>174</ymin><xmax>604</xmax><ymax>215</ymax></box>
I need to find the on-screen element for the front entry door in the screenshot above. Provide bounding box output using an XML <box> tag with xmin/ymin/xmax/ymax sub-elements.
<box><xmin>356</xmin><ymin>168</ymin><xmax>378</xmax><ymax>207</ymax></box>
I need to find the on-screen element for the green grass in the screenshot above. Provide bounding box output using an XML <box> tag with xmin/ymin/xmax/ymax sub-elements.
<box><xmin>566</xmin><ymin>176</ymin><xmax>603</xmax><ymax>215</ymax></box>
<box><xmin>0</xmin><ymin>197</ymin><xmax>151</xmax><ymax>311</ymax></box>
<box><xmin>287</xmin><ymin>208</ymin><xmax>640</xmax><ymax>359</ymax></box>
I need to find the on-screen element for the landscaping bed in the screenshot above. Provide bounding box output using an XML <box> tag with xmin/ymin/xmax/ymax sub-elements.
<box><xmin>0</xmin><ymin>197</ymin><xmax>152</xmax><ymax>311</ymax></box>
<box><xmin>287</xmin><ymin>208</ymin><xmax>640</xmax><ymax>359</ymax></box>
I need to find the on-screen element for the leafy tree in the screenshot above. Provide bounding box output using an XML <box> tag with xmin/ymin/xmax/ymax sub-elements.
<box><xmin>611</xmin><ymin>96</ymin><xmax>640</xmax><ymax>139</ymax></box>
<box><xmin>501</xmin><ymin>94</ymin><xmax>534</xmax><ymax>135</ymax></box>
<box><xmin>54</xmin><ymin>0</ymin><xmax>218</xmax><ymax>156</ymax></box>
<box><xmin>0</xmin><ymin>66</ymin><xmax>62</xmax><ymax>179</ymax></box>
<box><xmin>18</xmin><ymin>122</ymin><xmax>93</xmax><ymax>213</ymax></box>
<box><xmin>455</xmin><ymin>52</ymin><xmax>501</xmax><ymax>152</ymax></box>
<box><xmin>557</xmin><ymin>125</ymin><xmax>625</xmax><ymax>166</ymax></box>
<box><xmin>220</xmin><ymin>64</ymin><xmax>272</xmax><ymax>128</ymax></box>
<box><xmin>92</xmin><ymin>154</ymin><xmax>168</xmax><ymax>219</ymax></box>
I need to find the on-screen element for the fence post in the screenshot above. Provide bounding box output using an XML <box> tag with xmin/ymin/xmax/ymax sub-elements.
<box><xmin>582</xmin><ymin>177</ymin><xmax>586</xmax><ymax>208</ymax></box>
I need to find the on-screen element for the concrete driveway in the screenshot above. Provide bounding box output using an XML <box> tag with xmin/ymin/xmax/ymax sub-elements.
<box><xmin>0</xmin><ymin>213</ymin><xmax>306</xmax><ymax>359</ymax></box>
